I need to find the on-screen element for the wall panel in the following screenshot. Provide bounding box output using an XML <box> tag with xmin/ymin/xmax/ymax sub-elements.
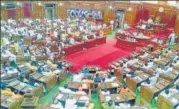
<box><xmin>175</xmin><ymin>14</ymin><xmax>179</xmax><ymax>35</ymax></box>
<box><xmin>0</xmin><ymin>1</ymin><xmax>178</xmax><ymax>33</ymax></box>
<box><xmin>1</xmin><ymin>9</ymin><xmax>8</xmax><ymax>20</ymax></box>
<box><xmin>16</xmin><ymin>6</ymin><xmax>24</xmax><ymax>19</ymax></box>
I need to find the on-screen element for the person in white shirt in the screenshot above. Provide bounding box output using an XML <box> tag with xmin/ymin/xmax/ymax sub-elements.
<box><xmin>59</xmin><ymin>85</ymin><xmax>74</xmax><ymax>94</ymax></box>
<box><xmin>160</xmin><ymin>89</ymin><xmax>170</xmax><ymax>98</ymax></box>
<box><xmin>163</xmin><ymin>64</ymin><xmax>173</xmax><ymax>74</ymax></box>
<box><xmin>79</xmin><ymin>25</ymin><xmax>84</xmax><ymax>32</ymax></box>
<box><xmin>37</xmin><ymin>33</ymin><xmax>43</xmax><ymax>40</ymax></box>
<box><xmin>67</xmin><ymin>27</ymin><xmax>72</xmax><ymax>34</ymax></box>
<box><xmin>101</xmin><ymin>89</ymin><xmax>110</xmax><ymax>95</ymax></box>
<box><xmin>168</xmin><ymin>31</ymin><xmax>176</xmax><ymax>46</ymax></box>
<box><xmin>124</xmin><ymin>23</ymin><xmax>130</xmax><ymax>30</ymax></box>
<box><xmin>69</xmin><ymin>37</ymin><xmax>75</xmax><ymax>45</ymax></box>
<box><xmin>82</xmin><ymin>34</ymin><xmax>88</xmax><ymax>41</ymax></box>
<box><xmin>148</xmin><ymin>60</ymin><xmax>154</xmax><ymax>68</ymax></box>
<box><xmin>2</xmin><ymin>49</ymin><xmax>16</xmax><ymax>58</ymax></box>
<box><xmin>147</xmin><ymin>16</ymin><xmax>154</xmax><ymax>24</ymax></box>
<box><xmin>73</xmin><ymin>73</ymin><xmax>84</xmax><ymax>82</ymax></box>
<box><xmin>105</xmin><ymin>76</ymin><xmax>116</xmax><ymax>82</ymax></box>
<box><xmin>53</xmin><ymin>30</ymin><xmax>58</xmax><ymax>38</ymax></box>
<box><xmin>156</xmin><ymin>66</ymin><xmax>163</xmax><ymax>74</ymax></box>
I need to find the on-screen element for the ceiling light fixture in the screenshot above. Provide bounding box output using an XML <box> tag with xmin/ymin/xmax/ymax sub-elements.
<box><xmin>38</xmin><ymin>2</ymin><xmax>42</xmax><ymax>6</ymax></box>
<box><xmin>109</xmin><ymin>5</ymin><xmax>112</xmax><ymax>9</ymax></box>
<box><xmin>128</xmin><ymin>7</ymin><xmax>132</xmax><ymax>11</ymax></box>
<box><xmin>1</xmin><ymin>2</ymin><xmax>5</xmax><ymax>6</ymax></box>
<box><xmin>59</xmin><ymin>3</ymin><xmax>63</xmax><ymax>6</ymax></box>
<box><xmin>17</xmin><ymin>2</ymin><xmax>20</xmax><ymax>6</ymax></box>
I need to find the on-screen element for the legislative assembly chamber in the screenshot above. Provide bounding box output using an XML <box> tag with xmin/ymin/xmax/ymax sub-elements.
<box><xmin>1</xmin><ymin>1</ymin><xmax>179</xmax><ymax>109</ymax></box>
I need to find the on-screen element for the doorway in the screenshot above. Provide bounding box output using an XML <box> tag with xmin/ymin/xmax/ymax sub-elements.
<box><xmin>115</xmin><ymin>9</ymin><xmax>125</xmax><ymax>30</ymax></box>
<box><xmin>45</xmin><ymin>4</ymin><xmax>56</xmax><ymax>20</ymax></box>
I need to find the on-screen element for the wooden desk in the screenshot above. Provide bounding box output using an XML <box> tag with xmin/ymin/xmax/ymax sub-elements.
<box><xmin>158</xmin><ymin>92</ymin><xmax>179</xmax><ymax>109</ymax></box>
<box><xmin>154</xmin><ymin>58</ymin><xmax>170</xmax><ymax>66</ymax></box>
<box><xmin>100</xmin><ymin>90</ymin><xmax>135</xmax><ymax>104</ymax></box>
<box><xmin>173</xmin><ymin>63</ymin><xmax>179</xmax><ymax>71</ymax></box>
<box><xmin>126</xmin><ymin>71</ymin><xmax>150</xmax><ymax>92</ymax></box>
<box><xmin>140</xmin><ymin>78</ymin><xmax>171</xmax><ymax>102</ymax></box>
<box><xmin>67</xmin><ymin>81</ymin><xmax>90</xmax><ymax>93</ymax></box>
<box><xmin>21</xmin><ymin>97</ymin><xmax>39</xmax><ymax>109</ymax></box>
<box><xmin>30</xmin><ymin>73</ymin><xmax>57</xmax><ymax>91</ymax></box>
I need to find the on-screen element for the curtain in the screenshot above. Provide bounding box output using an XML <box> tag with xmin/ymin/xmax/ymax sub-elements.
<box><xmin>167</xmin><ymin>14</ymin><xmax>177</xmax><ymax>28</ymax></box>
<box><xmin>142</xmin><ymin>9</ymin><xmax>149</xmax><ymax>21</ymax></box>
<box><xmin>135</xmin><ymin>9</ymin><xmax>143</xmax><ymax>24</ymax></box>
<box><xmin>135</xmin><ymin>8</ymin><xmax>149</xmax><ymax>24</ymax></box>
<box><xmin>23</xmin><ymin>2</ymin><xmax>31</xmax><ymax>17</ymax></box>
<box><xmin>7</xmin><ymin>9</ymin><xmax>16</xmax><ymax>19</ymax></box>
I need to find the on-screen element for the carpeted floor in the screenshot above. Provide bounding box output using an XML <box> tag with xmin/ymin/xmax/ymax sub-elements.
<box><xmin>65</xmin><ymin>39</ymin><xmax>135</xmax><ymax>73</ymax></box>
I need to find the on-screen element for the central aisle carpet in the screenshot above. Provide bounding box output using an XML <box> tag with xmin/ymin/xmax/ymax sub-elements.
<box><xmin>65</xmin><ymin>39</ymin><xmax>135</xmax><ymax>73</ymax></box>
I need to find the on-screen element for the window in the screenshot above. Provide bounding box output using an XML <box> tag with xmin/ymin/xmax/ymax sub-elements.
<box><xmin>6</xmin><ymin>3</ymin><xmax>16</xmax><ymax>10</ymax></box>
<box><xmin>167</xmin><ymin>1</ymin><xmax>176</xmax><ymax>6</ymax></box>
<box><xmin>142</xmin><ymin>1</ymin><xmax>158</xmax><ymax>4</ymax></box>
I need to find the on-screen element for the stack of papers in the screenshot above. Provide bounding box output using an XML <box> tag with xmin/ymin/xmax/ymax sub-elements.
<box><xmin>56</xmin><ymin>94</ymin><xmax>63</xmax><ymax>100</ymax></box>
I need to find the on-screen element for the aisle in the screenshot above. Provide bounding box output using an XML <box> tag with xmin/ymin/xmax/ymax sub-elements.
<box><xmin>91</xmin><ymin>92</ymin><xmax>102</xmax><ymax>109</ymax></box>
<box><xmin>65</xmin><ymin>39</ymin><xmax>134</xmax><ymax>73</ymax></box>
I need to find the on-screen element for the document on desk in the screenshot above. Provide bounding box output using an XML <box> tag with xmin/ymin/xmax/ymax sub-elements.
<box><xmin>112</xmin><ymin>83</ymin><xmax>119</xmax><ymax>87</ymax></box>
<box><xmin>56</xmin><ymin>93</ymin><xmax>64</xmax><ymax>100</ymax></box>
<box><xmin>105</xmin><ymin>96</ymin><xmax>111</xmax><ymax>102</ymax></box>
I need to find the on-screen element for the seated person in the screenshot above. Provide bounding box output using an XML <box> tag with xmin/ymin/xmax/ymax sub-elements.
<box><xmin>124</xmin><ymin>23</ymin><xmax>130</xmax><ymax>30</ymax></box>
<box><xmin>83</xmin><ymin>76</ymin><xmax>93</xmax><ymax>85</ymax></box>
<box><xmin>161</xmin><ymin>89</ymin><xmax>170</xmax><ymax>98</ymax></box>
<box><xmin>156</xmin><ymin>66</ymin><xmax>163</xmax><ymax>74</ymax></box>
<box><xmin>73</xmin><ymin>73</ymin><xmax>84</xmax><ymax>82</ymax></box>
<box><xmin>30</xmin><ymin>56</ymin><xmax>38</xmax><ymax>66</ymax></box>
<box><xmin>69</xmin><ymin>37</ymin><xmax>75</xmax><ymax>45</ymax></box>
<box><xmin>137</xmin><ymin>32</ymin><xmax>144</xmax><ymax>38</ymax></box>
<box><xmin>101</xmin><ymin>89</ymin><xmax>110</xmax><ymax>95</ymax></box>
<box><xmin>57</xmin><ymin>62</ymin><xmax>64</xmax><ymax>69</ymax></box>
<box><xmin>146</xmin><ymin>24</ymin><xmax>152</xmax><ymax>29</ymax></box>
<box><xmin>36</xmin><ymin>65</ymin><xmax>44</xmax><ymax>73</ymax></box>
<box><xmin>94</xmin><ymin>73</ymin><xmax>102</xmax><ymax>83</ymax></box>
<box><xmin>82</xmin><ymin>34</ymin><xmax>89</xmax><ymax>41</ymax></box>
<box><xmin>143</xmin><ymin>63</ymin><xmax>151</xmax><ymax>69</ymax></box>
<box><xmin>76</xmin><ymin>85</ymin><xmax>87</xmax><ymax>95</ymax></box>
<box><xmin>23</xmin><ymin>46</ymin><xmax>30</xmax><ymax>56</ymax></box>
<box><xmin>109</xmin><ymin>68</ymin><xmax>115</xmax><ymax>76</ymax></box>
<box><xmin>155</xmin><ymin>16</ymin><xmax>161</xmax><ymax>24</ymax></box>
<box><xmin>163</xmin><ymin>64</ymin><xmax>173</xmax><ymax>74</ymax></box>
<box><xmin>9</xmin><ymin>56</ymin><xmax>18</xmax><ymax>69</ymax></box>
<box><xmin>2</xmin><ymin>61</ymin><xmax>9</xmax><ymax>70</ymax></box>
<box><xmin>59</xmin><ymin>84</ymin><xmax>74</xmax><ymax>94</ymax></box>
<box><xmin>147</xmin><ymin>60</ymin><xmax>154</xmax><ymax>68</ymax></box>
<box><xmin>82</xmin><ymin>68</ymin><xmax>89</xmax><ymax>74</ymax></box>
<box><xmin>120</xmin><ymin>86</ymin><xmax>129</xmax><ymax>93</ymax></box>
<box><xmin>149</xmin><ymin>74</ymin><xmax>159</xmax><ymax>86</ymax></box>
<box><xmin>105</xmin><ymin>74</ymin><xmax>116</xmax><ymax>82</ymax></box>
<box><xmin>2</xmin><ymin>48</ymin><xmax>16</xmax><ymax>58</ymax></box>
<box><xmin>147</xmin><ymin>16</ymin><xmax>154</xmax><ymax>24</ymax></box>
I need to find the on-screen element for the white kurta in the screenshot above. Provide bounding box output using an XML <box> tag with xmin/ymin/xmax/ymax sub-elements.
<box><xmin>169</xmin><ymin>33</ymin><xmax>176</xmax><ymax>45</ymax></box>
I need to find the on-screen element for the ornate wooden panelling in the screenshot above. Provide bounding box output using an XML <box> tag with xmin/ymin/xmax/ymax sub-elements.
<box><xmin>175</xmin><ymin>14</ymin><xmax>179</xmax><ymax>35</ymax></box>
<box><xmin>1</xmin><ymin>8</ymin><xmax>8</xmax><ymax>20</ymax></box>
<box><xmin>0</xmin><ymin>1</ymin><xmax>178</xmax><ymax>32</ymax></box>
<box><xmin>16</xmin><ymin>6</ymin><xmax>24</xmax><ymax>19</ymax></box>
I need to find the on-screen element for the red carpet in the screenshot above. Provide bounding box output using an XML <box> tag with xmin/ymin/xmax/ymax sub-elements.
<box><xmin>65</xmin><ymin>39</ymin><xmax>135</xmax><ymax>73</ymax></box>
